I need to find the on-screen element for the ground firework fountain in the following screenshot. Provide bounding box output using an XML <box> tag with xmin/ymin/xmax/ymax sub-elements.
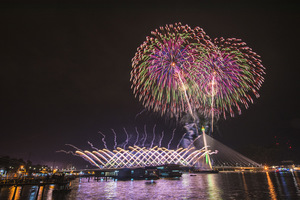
<box><xmin>58</xmin><ymin>126</ymin><xmax>259</xmax><ymax>170</ymax></box>
<box><xmin>75</xmin><ymin>146</ymin><xmax>213</xmax><ymax>169</ymax></box>
<box><xmin>58</xmin><ymin>127</ymin><xmax>216</xmax><ymax>169</ymax></box>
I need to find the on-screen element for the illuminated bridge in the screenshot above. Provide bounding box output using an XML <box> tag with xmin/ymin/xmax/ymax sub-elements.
<box><xmin>195</xmin><ymin>134</ymin><xmax>262</xmax><ymax>168</ymax></box>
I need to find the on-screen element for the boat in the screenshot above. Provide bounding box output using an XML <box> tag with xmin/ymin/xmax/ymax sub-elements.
<box><xmin>156</xmin><ymin>164</ymin><xmax>182</xmax><ymax>178</ymax></box>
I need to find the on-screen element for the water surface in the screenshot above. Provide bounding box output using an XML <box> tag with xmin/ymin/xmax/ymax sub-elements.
<box><xmin>1</xmin><ymin>172</ymin><xmax>300</xmax><ymax>199</ymax></box>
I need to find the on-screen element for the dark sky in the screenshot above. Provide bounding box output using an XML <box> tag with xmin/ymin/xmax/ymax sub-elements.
<box><xmin>1</xmin><ymin>1</ymin><xmax>299</xmax><ymax>168</ymax></box>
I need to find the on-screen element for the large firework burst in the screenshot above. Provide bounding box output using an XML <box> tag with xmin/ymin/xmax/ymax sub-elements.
<box><xmin>131</xmin><ymin>23</ymin><xmax>212</xmax><ymax>118</ymax></box>
<box><xmin>199</xmin><ymin>37</ymin><xmax>265</xmax><ymax>119</ymax></box>
<box><xmin>131</xmin><ymin>23</ymin><xmax>265</xmax><ymax>121</ymax></box>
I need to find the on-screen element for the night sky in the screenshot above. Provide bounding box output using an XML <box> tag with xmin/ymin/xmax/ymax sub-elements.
<box><xmin>1</xmin><ymin>1</ymin><xmax>299</xmax><ymax>168</ymax></box>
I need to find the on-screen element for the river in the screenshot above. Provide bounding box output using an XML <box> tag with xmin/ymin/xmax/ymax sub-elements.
<box><xmin>1</xmin><ymin>171</ymin><xmax>300</xmax><ymax>199</ymax></box>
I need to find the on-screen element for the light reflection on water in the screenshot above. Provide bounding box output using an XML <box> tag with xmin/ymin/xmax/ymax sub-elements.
<box><xmin>266</xmin><ymin>172</ymin><xmax>277</xmax><ymax>200</ymax></box>
<box><xmin>1</xmin><ymin>172</ymin><xmax>300</xmax><ymax>200</ymax></box>
<box><xmin>241</xmin><ymin>172</ymin><xmax>250</xmax><ymax>200</ymax></box>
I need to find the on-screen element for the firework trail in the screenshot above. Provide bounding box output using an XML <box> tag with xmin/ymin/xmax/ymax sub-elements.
<box><xmin>87</xmin><ymin>141</ymin><xmax>99</xmax><ymax>151</ymax></box>
<box><xmin>65</xmin><ymin>144</ymin><xmax>82</xmax><ymax>151</ymax></box>
<box><xmin>159</xmin><ymin>131</ymin><xmax>164</xmax><ymax>147</ymax></box>
<box><xmin>139</xmin><ymin>129</ymin><xmax>145</xmax><ymax>146</ymax></box>
<box><xmin>111</xmin><ymin>129</ymin><xmax>118</xmax><ymax>149</ymax></box>
<box><xmin>99</xmin><ymin>131</ymin><xmax>108</xmax><ymax>149</ymax></box>
<box><xmin>209</xmin><ymin>150</ymin><xmax>218</xmax><ymax>155</ymax></box>
<box><xmin>123</xmin><ymin>127</ymin><xmax>129</xmax><ymax>149</ymax></box>
<box><xmin>134</xmin><ymin>127</ymin><xmax>139</xmax><ymax>146</ymax></box>
<box><xmin>128</xmin><ymin>134</ymin><xmax>133</xmax><ymax>144</ymax></box>
<box><xmin>142</xmin><ymin>124</ymin><xmax>147</xmax><ymax>147</ymax></box>
<box><xmin>177</xmin><ymin>133</ymin><xmax>186</xmax><ymax>149</ymax></box>
<box><xmin>187</xmin><ymin>135</ymin><xmax>203</xmax><ymax>149</ymax></box>
<box><xmin>210</xmin><ymin>75</ymin><xmax>215</xmax><ymax>131</ymax></box>
<box><xmin>150</xmin><ymin>124</ymin><xmax>156</xmax><ymax>148</ymax></box>
<box><xmin>168</xmin><ymin>128</ymin><xmax>176</xmax><ymax>149</ymax></box>
<box><xmin>56</xmin><ymin>150</ymin><xmax>78</xmax><ymax>156</ymax></box>
<box><xmin>135</xmin><ymin>108</ymin><xmax>146</xmax><ymax>120</ymax></box>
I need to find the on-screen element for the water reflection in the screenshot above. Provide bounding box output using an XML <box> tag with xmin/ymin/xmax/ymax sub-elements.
<box><xmin>46</xmin><ymin>185</ymin><xmax>55</xmax><ymax>200</ymax></box>
<box><xmin>266</xmin><ymin>172</ymin><xmax>277</xmax><ymax>200</ymax></box>
<box><xmin>292</xmin><ymin>172</ymin><xmax>300</xmax><ymax>193</ymax></box>
<box><xmin>279</xmin><ymin>173</ymin><xmax>290</xmax><ymax>198</ymax></box>
<box><xmin>274</xmin><ymin>172</ymin><xmax>283</xmax><ymax>198</ymax></box>
<box><xmin>1</xmin><ymin>172</ymin><xmax>300</xmax><ymax>199</ymax></box>
<box><xmin>8</xmin><ymin>186</ymin><xmax>17</xmax><ymax>200</ymax></box>
<box><xmin>241</xmin><ymin>172</ymin><xmax>250</xmax><ymax>200</ymax></box>
<box><xmin>207</xmin><ymin>174</ymin><xmax>222</xmax><ymax>200</ymax></box>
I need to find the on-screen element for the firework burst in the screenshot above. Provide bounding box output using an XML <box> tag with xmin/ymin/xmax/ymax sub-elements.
<box><xmin>131</xmin><ymin>23</ymin><xmax>212</xmax><ymax>118</ymax></box>
<box><xmin>131</xmin><ymin>23</ymin><xmax>265</xmax><ymax>122</ymax></box>
<box><xmin>199</xmin><ymin>37</ymin><xmax>265</xmax><ymax>119</ymax></box>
